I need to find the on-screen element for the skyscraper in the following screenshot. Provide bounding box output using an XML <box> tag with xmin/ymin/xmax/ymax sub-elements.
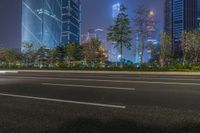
<box><xmin>110</xmin><ymin>3</ymin><xmax>121</xmax><ymax>62</ymax></box>
<box><xmin>22</xmin><ymin>0</ymin><xmax>81</xmax><ymax>50</ymax></box>
<box><xmin>164</xmin><ymin>0</ymin><xmax>200</xmax><ymax>54</ymax></box>
<box><xmin>22</xmin><ymin>0</ymin><xmax>62</xmax><ymax>49</ymax></box>
<box><xmin>62</xmin><ymin>0</ymin><xmax>81</xmax><ymax>45</ymax></box>
<box><xmin>112</xmin><ymin>3</ymin><xmax>121</xmax><ymax>19</ymax></box>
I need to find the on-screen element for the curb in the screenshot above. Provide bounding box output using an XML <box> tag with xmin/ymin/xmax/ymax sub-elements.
<box><xmin>15</xmin><ymin>70</ymin><xmax>200</xmax><ymax>76</ymax></box>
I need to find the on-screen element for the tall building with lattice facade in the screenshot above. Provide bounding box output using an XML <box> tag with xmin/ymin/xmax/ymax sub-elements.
<box><xmin>62</xmin><ymin>0</ymin><xmax>81</xmax><ymax>45</ymax></box>
<box><xmin>22</xmin><ymin>0</ymin><xmax>81</xmax><ymax>50</ymax></box>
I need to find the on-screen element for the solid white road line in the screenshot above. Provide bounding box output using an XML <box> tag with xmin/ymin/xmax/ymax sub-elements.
<box><xmin>0</xmin><ymin>71</ymin><xmax>18</xmax><ymax>74</ymax></box>
<box><xmin>42</xmin><ymin>83</ymin><xmax>136</xmax><ymax>91</ymax></box>
<box><xmin>2</xmin><ymin>76</ymin><xmax>200</xmax><ymax>86</ymax></box>
<box><xmin>0</xmin><ymin>93</ymin><xmax>126</xmax><ymax>109</ymax></box>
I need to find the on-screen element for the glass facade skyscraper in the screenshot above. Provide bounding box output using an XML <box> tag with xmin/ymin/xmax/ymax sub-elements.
<box><xmin>62</xmin><ymin>0</ymin><xmax>81</xmax><ymax>44</ymax></box>
<box><xmin>22</xmin><ymin>0</ymin><xmax>81</xmax><ymax>50</ymax></box>
<box><xmin>112</xmin><ymin>3</ymin><xmax>121</xmax><ymax>19</ymax></box>
<box><xmin>22</xmin><ymin>0</ymin><xmax>62</xmax><ymax>49</ymax></box>
<box><xmin>164</xmin><ymin>0</ymin><xmax>200</xmax><ymax>54</ymax></box>
<box><xmin>197</xmin><ymin>0</ymin><xmax>200</xmax><ymax>30</ymax></box>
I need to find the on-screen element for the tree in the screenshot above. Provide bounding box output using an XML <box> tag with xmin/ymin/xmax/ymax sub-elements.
<box><xmin>181</xmin><ymin>31</ymin><xmax>192</xmax><ymax>65</ymax></box>
<box><xmin>6</xmin><ymin>49</ymin><xmax>16</xmax><ymax>67</ymax></box>
<box><xmin>133</xmin><ymin>4</ymin><xmax>150</xmax><ymax>64</ymax></box>
<box><xmin>107</xmin><ymin>5</ymin><xmax>132</xmax><ymax>68</ymax></box>
<box><xmin>22</xmin><ymin>41</ymin><xmax>35</xmax><ymax>67</ymax></box>
<box><xmin>180</xmin><ymin>31</ymin><xmax>200</xmax><ymax>65</ymax></box>
<box><xmin>148</xmin><ymin>43</ymin><xmax>160</xmax><ymax>64</ymax></box>
<box><xmin>0</xmin><ymin>48</ymin><xmax>6</xmax><ymax>64</ymax></box>
<box><xmin>159</xmin><ymin>32</ymin><xmax>171</xmax><ymax>67</ymax></box>
<box><xmin>76</xmin><ymin>45</ymin><xmax>84</xmax><ymax>61</ymax></box>
<box><xmin>192</xmin><ymin>31</ymin><xmax>200</xmax><ymax>64</ymax></box>
<box><xmin>83</xmin><ymin>39</ymin><xmax>102</xmax><ymax>67</ymax></box>
<box><xmin>0</xmin><ymin>48</ymin><xmax>17</xmax><ymax>68</ymax></box>
<box><xmin>64</xmin><ymin>43</ymin><xmax>78</xmax><ymax>66</ymax></box>
<box><xmin>15</xmin><ymin>52</ymin><xmax>23</xmax><ymax>67</ymax></box>
<box><xmin>97</xmin><ymin>45</ymin><xmax>108</xmax><ymax>65</ymax></box>
<box><xmin>37</xmin><ymin>45</ymin><xmax>47</xmax><ymax>68</ymax></box>
<box><xmin>48</xmin><ymin>48</ymin><xmax>57</xmax><ymax>67</ymax></box>
<box><xmin>56</xmin><ymin>45</ymin><xmax>65</xmax><ymax>65</ymax></box>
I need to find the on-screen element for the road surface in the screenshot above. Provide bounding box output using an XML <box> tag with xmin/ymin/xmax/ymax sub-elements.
<box><xmin>0</xmin><ymin>71</ymin><xmax>200</xmax><ymax>133</ymax></box>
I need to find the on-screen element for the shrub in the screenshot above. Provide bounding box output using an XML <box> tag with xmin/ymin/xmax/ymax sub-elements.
<box><xmin>191</xmin><ymin>65</ymin><xmax>200</xmax><ymax>71</ymax></box>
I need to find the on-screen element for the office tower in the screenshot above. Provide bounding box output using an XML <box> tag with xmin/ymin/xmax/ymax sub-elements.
<box><xmin>62</xmin><ymin>0</ymin><xmax>81</xmax><ymax>45</ymax></box>
<box><xmin>110</xmin><ymin>3</ymin><xmax>122</xmax><ymax>62</ymax></box>
<box><xmin>147</xmin><ymin>11</ymin><xmax>157</xmax><ymax>43</ymax></box>
<box><xmin>22</xmin><ymin>0</ymin><xmax>62</xmax><ymax>49</ymax></box>
<box><xmin>164</xmin><ymin>0</ymin><xmax>200</xmax><ymax>54</ymax></box>
<box><xmin>22</xmin><ymin>0</ymin><xmax>81</xmax><ymax>50</ymax></box>
<box><xmin>112</xmin><ymin>3</ymin><xmax>121</xmax><ymax>18</ymax></box>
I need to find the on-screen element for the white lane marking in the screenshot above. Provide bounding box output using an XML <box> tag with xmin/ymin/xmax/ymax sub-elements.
<box><xmin>0</xmin><ymin>93</ymin><xmax>126</xmax><ymax>109</ymax></box>
<box><xmin>2</xmin><ymin>76</ymin><xmax>200</xmax><ymax>86</ymax></box>
<box><xmin>126</xmin><ymin>77</ymin><xmax>200</xmax><ymax>82</ymax></box>
<box><xmin>0</xmin><ymin>71</ymin><xmax>18</xmax><ymax>74</ymax></box>
<box><xmin>42</xmin><ymin>83</ymin><xmax>136</xmax><ymax>91</ymax></box>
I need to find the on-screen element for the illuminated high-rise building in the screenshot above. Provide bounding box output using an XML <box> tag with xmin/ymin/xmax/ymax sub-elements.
<box><xmin>147</xmin><ymin>11</ymin><xmax>156</xmax><ymax>43</ymax></box>
<box><xmin>164</xmin><ymin>0</ymin><xmax>200</xmax><ymax>54</ymax></box>
<box><xmin>146</xmin><ymin>10</ymin><xmax>158</xmax><ymax>61</ymax></box>
<box><xmin>22</xmin><ymin>0</ymin><xmax>62</xmax><ymax>49</ymax></box>
<box><xmin>22</xmin><ymin>0</ymin><xmax>81</xmax><ymax>50</ymax></box>
<box><xmin>112</xmin><ymin>3</ymin><xmax>121</xmax><ymax>18</ymax></box>
<box><xmin>62</xmin><ymin>0</ymin><xmax>81</xmax><ymax>45</ymax></box>
<box><xmin>110</xmin><ymin>2</ymin><xmax>122</xmax><ymax>62</ymax></box>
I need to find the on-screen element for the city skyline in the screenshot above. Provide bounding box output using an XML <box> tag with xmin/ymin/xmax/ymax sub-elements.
<box><xmin>0</xmin><ymin>0</ymin><xmax>164</xmax><ymax>49</ymax></box>
<box><xmin>1</xmin><ymin>1</ymin><xmax>200</xmax><ymax>132</ymax></box>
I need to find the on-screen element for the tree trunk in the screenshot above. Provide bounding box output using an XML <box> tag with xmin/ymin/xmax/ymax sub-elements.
<box><xmin>182</xmin><ymin>54</ymin><xmax>186</xmax><ymax>66</ymax></box>
<box><xmin>140</xmin><ymin>35</ymin><xmax>145</xmax><ymax>65</ymax></box>
<box><xmin>159</xmin><ymin>56</ymin><xmax>164</xmax><ymax>68</ymax></box>
<box><xmin>194</xmin><ymin>55</ymin><xmax>198</xmax><ymax>64</ymax></box>
<box><xmin>140</xmin><ymin>50</ymin><xmax>144</xmax><ymax>65</ymax></box>
<box><xmin>120</xmin><ymin>44</ymin><xmax>123</xmax><ymax>68</ymax></box>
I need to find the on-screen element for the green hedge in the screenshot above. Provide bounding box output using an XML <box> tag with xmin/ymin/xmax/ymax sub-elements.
<box><xmin>1</xmin><ymin>64</ymin><xmax>200</xmax><ymax>72</ymax></box>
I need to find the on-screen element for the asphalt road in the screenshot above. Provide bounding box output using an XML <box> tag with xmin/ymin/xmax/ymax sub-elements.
<box><xmin>0</xmin><ymin>71</ymin><xmax>200</xmax><ymax>133</ymax></box>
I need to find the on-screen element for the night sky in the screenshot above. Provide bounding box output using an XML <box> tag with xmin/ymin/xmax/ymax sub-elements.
<box><xmin>0</xmin><ymin>0</ymin><xmax>164</xmax><ymax>49</ymax></box>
